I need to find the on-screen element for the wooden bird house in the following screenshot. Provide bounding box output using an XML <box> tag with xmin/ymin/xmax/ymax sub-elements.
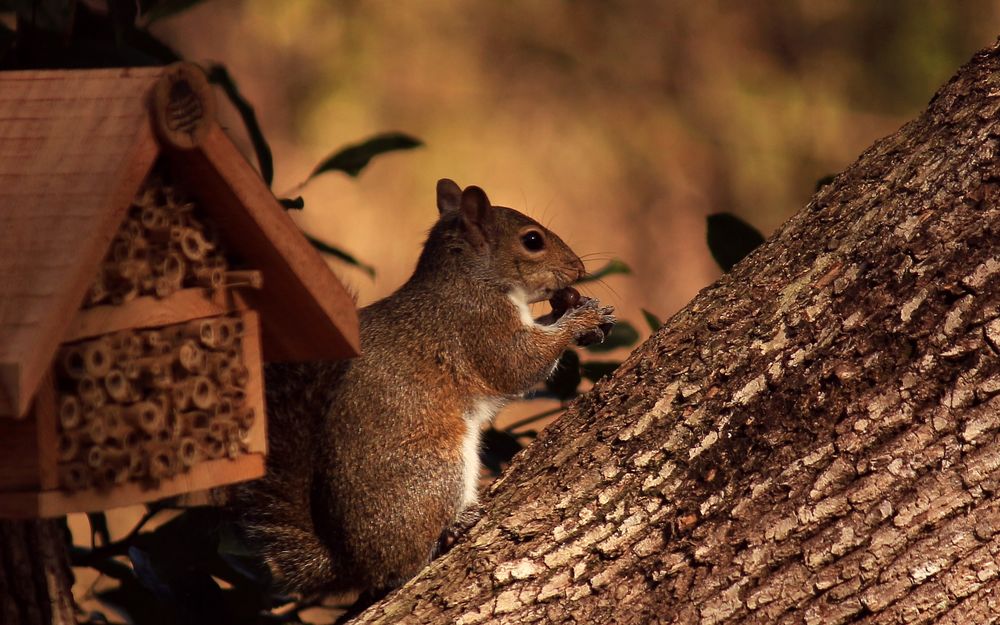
<box><xmin>0</xmin><ymin>64</ymin><xmax>360</xmax><ymax>518</ymax></box>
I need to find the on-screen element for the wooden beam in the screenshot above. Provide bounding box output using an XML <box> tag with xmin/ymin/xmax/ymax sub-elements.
<box><xmin>167</xmin><ymin>125</ymin><xmax>361</xmax><ymax>363</ymax></box>
<box><xmin>0</xmin><ymin>454</ymin><xmax>265</xmax><ymax>519</ymax></box>
<box><xmin>64</xmin><ymin>287</ymin><xmax>247</xmax><ymax>343</ymax></box>
<box><xmin>240</xmin><ymin>310</ymin><xmax>267</xmax><ymax>455</ymax></box>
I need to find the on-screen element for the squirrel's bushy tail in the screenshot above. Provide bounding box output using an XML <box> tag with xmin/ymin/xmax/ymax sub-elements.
<box><xmin>237</xmin><ymin>485</ymin><xmax>337</xmax><ymax>593</ymax></box>
<box><xmin>231</xmin><ymin>362</ymin><xmax>346</xmax><ymax>593</ymax></box>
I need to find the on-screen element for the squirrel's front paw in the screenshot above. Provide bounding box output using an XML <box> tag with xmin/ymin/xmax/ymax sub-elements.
<box><xmin>566</xmin><ymin>298</ymin><xmax>616</xmax><ymax>346</ymax></box>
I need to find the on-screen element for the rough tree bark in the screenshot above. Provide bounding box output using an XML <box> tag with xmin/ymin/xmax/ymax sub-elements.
<box><xmin>349</xmin><ymin>39</ymin><xmax>1000</xmax><ymax>624</ymax></box>
<box><xmin>0</xmin><ymin>520</ymin><xmax>75</xmax><ymax>625</ymax></box>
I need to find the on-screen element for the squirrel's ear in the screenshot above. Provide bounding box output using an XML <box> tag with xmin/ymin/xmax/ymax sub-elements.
<box><xmin>459</xmin><ymin>186</ymin><xmax>494</xmax><ymax>247</ymax></box>
<box><xmin>436</xmin><ymin>179</ymin><xmax>462</xmax><ymax>214</ymax></box>
<box><xmin>460</xmin><ymin>184</ymin><xmax>493</xmax><ymax>224</ymax></box>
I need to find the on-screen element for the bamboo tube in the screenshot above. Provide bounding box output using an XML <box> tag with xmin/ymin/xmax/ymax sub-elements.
<box><xmin>98</xmin><ymin>462</ymin><xmax>129</xmax><ymax>488</ymax></box>
<box><xmin>101</xmin><ymin>405</ymin><xmax>124</xmax><ymax>432</ymax></box>
<box><xmin>86</xmin><ymin>275</ymin><xmax>109</xmax><ymax>306</ymax></box>
<box><xmin>235</xmin><ymin>408</ymin><xmax>255</xmax><ymax>430</ymax></box>
<box><xmin>172</xmin><ymin>383</ymin><xmax>192</xmax><ymax>411</ymax></box>
<box><xmin>124</xmin><ymin>401</ymin><xmax>165</xmax><ymax>435</ymax></box>
<box><xmin>160</xmin><ymin>252</ymin><xmax>187</xmax><ymax>283</ymax></box>
<box><xmin>214</xmin><ymin>397</ymin><xmax>234</xmax><ymax>419</ymax></box>
<box><xmin>179</xmin><ymin>229</ymin><xmax>209</xmax><ymax>261</ymax></box>
<box><xmin>230</xmin><ymin>365</ymin><xmax>250</xmax><ymax>388</ymax></box>
<box><xmin>224</xmin><ymin>270</ymin><xmax>263</xmax><ymax>290</ymax></box>
<box><xmin>57</xmin><ymin>432</ymin><xmax>80</xmax><ymax>462</ymax></box>
<box><xmin>216</xmin><ymin>319</ymin><xmax>237</xmax><ymax>349</ymax></box>
<box><xmin>61</xmin><ymin>345</ymin><xmax>87</xmax><ymax>380</ymax></box>
<box><xmin>189</xmin><ymin>376</ymin><xmax>218</xmax><ymax>410</ymax></box>
<box><xmin>199</xmin><ymin>434</ymin><xmax>225</xmax><ymax>460</ymax></box>
<box><xmin>86</xmin><ymin>415</ymin><xmax>108</xmax><ymax>445</ymax></box>
<box><xmin>87</xmin><ymin>446</ymin><xmax>106</xmax><ymax>470</ymax></box>
<box><xmin>226</xmin><ymin>438</ymin><xmax>242</xmax><ymax>459</ymax></box>
<box><xmin>140</xmin><ymin>206</ymin><xmax>170</xmax><ymax>232</ymax></box>
<box><xmin>111</xmin><ymin>278</ymin><xmax>139</xmax><ymax>305</ymax></box>
<box><xmin>83</xmin><ymin>339</ymin><xmax>113</xmax><ymax>378</ymax></box>
<box><xmin>127</xmin><ymin>449</ymin><xmax>147</xmax><ymax>479</ymax></box>
<box><xmin>148</xmin><ymin>445</ymin><xmax>179</xmax><ymax>480</ymax></box>
<box><xmin>78</xmin><ymin>376</ymin><xmax>106</xmax><ymax>408</ymax></box>
<box><xmin>103</xmin><ymin>370</ymin><xmax>134</xmax><ymax>403</ymax></box>
<box><xmin>145</xmin><ymin>330</ymin><xmax>167</xmax><ymax>353</ymax></box>
<box><xmin>122</xmin><ymin>217</ymin><xmax>143</xmax><ymax>242</ymax></box>
<box><xmin>60</xmin><ymin>463</ymin><xmax>90</xmax><ymax>491</ymax></box>
<box><xmin>134</xmin><ymin>354</ymin><xmax>171</xmax><ymax>376</ymax></box>
<box><xmin>122</xmin><ymin>362</ymin><xmax>141</xmax><ymax>380</ymax></box>
<box><xmin>113</xmin><ymin>332</ymin><xmax>144</xmax><ymax>360</ymax></box>
<box><xmin>206</xmin><ymin>349</ymin><xmax>239</xmax><ymax>376</ymax></box>
<box><xmin>58</xmin><ymin>396</ymin><xmax>82</xmax><ymax>431</ymax></box>
<box><xmin>193</xmin><ymin>318</ymin><xmax>236</xmax><ymax>351</ymax></box>
<box><xmin>178</xmin><ymin>340</ymin><xmax>206</xmax><ymax>374</ymax></box>
<box><xmin>223</xmin><ymin>388</ymin><xmax>247</xmax><ymax>406</ymax></box>
<box><xmin>105</xmin><ymin>424</ymin><xmax>140</xmax><ymax>451</ymax></box>
<box><xmin>111</xmin><ymin>240</ymin><xmax>133</xmax><ymax>263</ymax></box>
<box><xmin>180</xmin><ymin>411</ymin><xmax>210</xmax><ymax>434</ymax></box>
<box><xmin>178</xmin><ymin>437</ymin><xmax>199</xmax><ymax>468</ymax></box>
<box><xmin>153</xmin><ymin>276</ymin><xmax>179</xmax><ymax>298</ymax></box>
<box><xmin>154</xmin><ymin>412</ymin><xmax>182</xmax><ymax>443</ymax></box>
<box><xmin>169</xmin><ymin>225</ymin><xmax>185</xmax><ymax>245</ymax></box>
<box><xmin>209</xmin><ymin>417</ymin><xmax>233</xmax><ymax>441</ymax></box>
<box><xmin>192</xmin><ymin>266</ymin><xmax>224</xmax><ymax>289</ymax></box>
<box><xmin>116</xmin><ymin>259</ymin><xmax>149</xmax><ymax>281</ymax></box>
<box><xmin>162</xmin><ymin>252</ymin><xmax>186</xmax><ymax>282</ymax></box>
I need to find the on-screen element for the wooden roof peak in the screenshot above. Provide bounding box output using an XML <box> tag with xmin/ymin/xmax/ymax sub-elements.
<box><xmin>0</xmin><ymin>63</ymin><xmax>360</xmax><ymax>418</ymax></box>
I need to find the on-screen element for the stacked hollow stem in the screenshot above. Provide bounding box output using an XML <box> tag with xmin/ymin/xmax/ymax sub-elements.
<box><xmin>55</xmin><ymin>316</ymin><xmax>254</xmax><ymax>491</ymax></box>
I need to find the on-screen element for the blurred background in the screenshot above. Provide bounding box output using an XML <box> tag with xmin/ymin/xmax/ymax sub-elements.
<box><xmin>153</xmin><ymin>1</ymin><xmax>1000</xmax><ymax>328</ymax></box>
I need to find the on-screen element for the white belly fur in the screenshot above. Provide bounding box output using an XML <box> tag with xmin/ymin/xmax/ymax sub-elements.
<box><xmin>460</xmin><ymin>397</ymin><xmax>506</xmax><ymax>510</ymax></box>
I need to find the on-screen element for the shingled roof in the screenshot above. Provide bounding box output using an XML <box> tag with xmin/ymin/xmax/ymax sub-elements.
<box><xmin>0</xmin><ymin>65</ymin><xmax>360</xmax><ymax>418</ymax></box>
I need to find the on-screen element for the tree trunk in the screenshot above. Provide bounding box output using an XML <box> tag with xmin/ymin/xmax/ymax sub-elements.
<box><xmin>0</xmin><ymin>520</ymin><xmax>76</xmax><ymax>625</ymax></box>
<box><xmin>349</xmin><ymin>38</ymin><xmax>1000</xmax><ymax>625</ymax></box>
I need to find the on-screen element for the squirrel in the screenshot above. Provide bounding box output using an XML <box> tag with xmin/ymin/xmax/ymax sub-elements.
<box><xmin>231</xmin><ymin>179</ymin><xmax>616</xmax><ymax>597</ymax></box>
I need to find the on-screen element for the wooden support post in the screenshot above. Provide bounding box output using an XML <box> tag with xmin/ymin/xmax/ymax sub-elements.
<box><xmin>0</xmin><ymin>519</ymin><xmax>75</xmax><ymax>625</ymax></box>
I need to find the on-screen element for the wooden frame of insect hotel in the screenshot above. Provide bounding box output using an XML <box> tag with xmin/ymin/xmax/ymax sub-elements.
<box><xmin>0</xmin><ymin>63</ymin><xmax>360</xmax><ymax>518</ymax></box>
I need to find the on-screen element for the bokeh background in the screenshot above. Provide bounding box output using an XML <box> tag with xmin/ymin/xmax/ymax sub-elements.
<box><xmin>155</xmin><ymin>1</ymin><xmax>1000</xmax><ymax>329</ymax></box>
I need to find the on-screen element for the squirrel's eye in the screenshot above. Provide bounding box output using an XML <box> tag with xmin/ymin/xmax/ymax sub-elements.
<box><xmin>521</xmin><ymin>230</ymin><xmax>545</xmax><ymax>252</ymax></box>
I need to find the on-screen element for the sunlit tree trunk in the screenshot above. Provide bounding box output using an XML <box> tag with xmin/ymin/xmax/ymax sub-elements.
<box><xmin>0</xmin><ymin>520</ymin><xmax>75</xmax><ymax>625</ymax></box>
<box><xmin>350</xmin><ymin>39</ymin><xmax>1000</xmax><ymax>625</ymax></box>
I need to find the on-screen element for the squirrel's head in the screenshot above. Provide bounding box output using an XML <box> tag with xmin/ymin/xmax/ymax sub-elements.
<box><xmin>431</xmin><ymin>179</ymin><xmax>585</xmax><ymax>302</ymax></box>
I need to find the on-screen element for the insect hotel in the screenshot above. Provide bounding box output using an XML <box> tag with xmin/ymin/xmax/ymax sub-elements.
<box><xmin>0</xmin><ymin>64</ymin><xmax>360</xmax><ymax>518</ymax></box>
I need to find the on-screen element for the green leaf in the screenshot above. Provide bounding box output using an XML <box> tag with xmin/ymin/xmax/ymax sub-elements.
<box><xmin>577</xmin><ymin>258</ymin><xmax>631</xmax><ymax>283</ymax></box>
<box><xmin>107</xmin><ymin>0</ymin><xmax>138</xmax><ymax>46</ymax></box>
<box><xmin>279</xmin><ymin>196</ymin><xmax>304</xmax><ymax>210</ymax></box>
<box><xmin>207</xmin><ymin>65</ymin><xmax>274</xmax><ymax>187</ymax></box>
<box><xmin>641</xmin><ymin>308</ymin><xmax>663</xmax><ymax>332</ymax></box>
<box><xmin>8</xmin><ymin>0</ymin><xmax>74</xmax><ymax>33</ymax></box>
<box><xmin>307</xmin><ymin>132</ymin><xmax>422</xmax><ymax>180</ymax></box>
<box><xmin>0</xmin><ymin>21</ymin><xmax>15</xmax><ymax>62</ymax></box>
<box><xmin>306</xmin><ymin>234</ymin><xmax>376</xmax><ymax>277</ymax></box>
<box><xmin>545</xmin><ymin>350</ymin><xmax>581</xmax><ymax>400</ymax></box>
<box><xmin>140</xmin><ymin>0</ymin><xmax>208</xmax><ymax>25</ymax></box>
<box><xmin>480</xmin><ymin>427</ymin><xmax>524</xmax><ymax>476</ymax></box>
<box><xmin>706</xmin><ymin>213</ymin><xmax>765</xmax><ymax>273</ymax></box>
<box><xmin>584</xmin><ymin>320</ymin><xmax>639</xmax><ymax>353</ymax></box>
<box><xmin>580</xmin><ymin>360</ymin><xmax>620</xmax><ymax>382</ymax></box>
